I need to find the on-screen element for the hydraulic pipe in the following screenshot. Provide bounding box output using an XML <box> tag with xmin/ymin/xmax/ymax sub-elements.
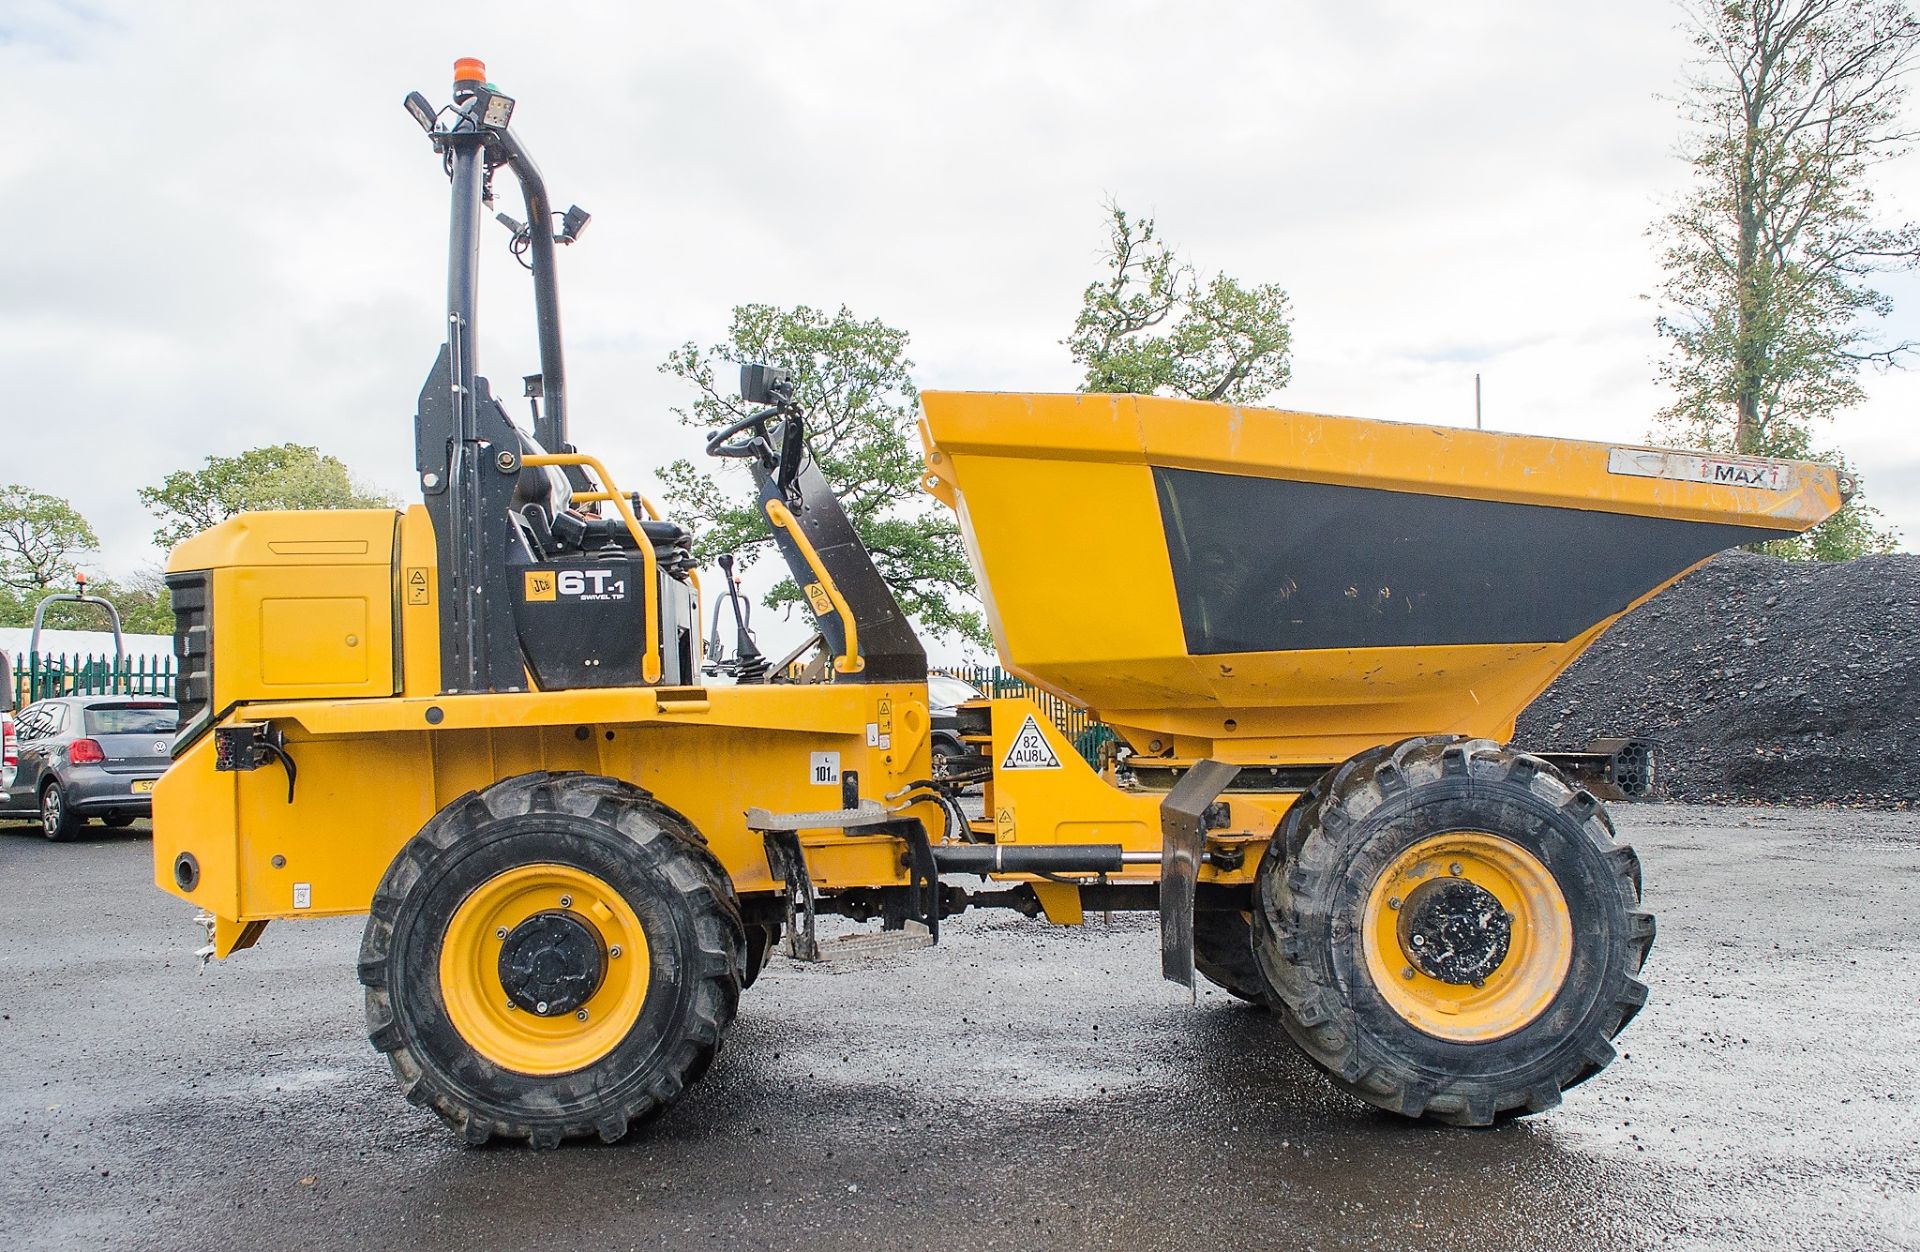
<box><xmin>932</xmin><ymin>844</ymin><xmax>1133</xmax><ymax>875</ymax></box>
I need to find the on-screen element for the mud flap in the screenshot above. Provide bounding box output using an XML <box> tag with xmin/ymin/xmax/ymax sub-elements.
<box><xmin>1159</xmin><ymin>759</ymin><xmax>1239</xmax><ymax>993</ymax></box>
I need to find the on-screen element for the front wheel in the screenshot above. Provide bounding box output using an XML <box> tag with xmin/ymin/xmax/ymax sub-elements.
<box><xmin>358</xmin><ymin>772</ymin><xmax>744</xmax><ymax>1147</ymax></box>
<box><xmin>1251</xmin><ymin>737</ymin><xmax>1653</xmax><ymax>1126</ymax></box>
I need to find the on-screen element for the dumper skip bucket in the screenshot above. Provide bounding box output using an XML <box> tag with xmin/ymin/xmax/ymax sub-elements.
<box><xmin>919</xmin><ymin>392</ymin><xmax>1847</xmax><ymax>764</ymax></box>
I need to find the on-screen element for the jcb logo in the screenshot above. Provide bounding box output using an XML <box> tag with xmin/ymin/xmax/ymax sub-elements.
<box><xmin>523</xmin><ymin>571</ymin><xmax>556</xmax><ymax>602</ymax></box>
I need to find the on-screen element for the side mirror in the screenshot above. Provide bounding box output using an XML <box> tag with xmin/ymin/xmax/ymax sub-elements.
<box><xmin>739</xmin><ymin>363</ymin><xmax>793</xmax><ymax>407</ymax></box>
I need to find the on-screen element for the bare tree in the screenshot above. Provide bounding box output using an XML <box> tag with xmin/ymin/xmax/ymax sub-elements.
<box><xmin>1067</xmin><ymin>202</ymin><xmax>1293</xmax><ymax>405</ymax></box>
<box><xmin>0</xmin><ymin>485</ymin><xmax>98</xmax><ymax>591</ymax></box>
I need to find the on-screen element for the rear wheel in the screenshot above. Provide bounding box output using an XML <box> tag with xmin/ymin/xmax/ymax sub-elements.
<box><xmin>1251</xmin><ymin>737</ymin><xmax>1653</xmax><ymax>1126</ymax></box>
<box><xmin>358</xmin><ymin>771</ymin><xmax>744</xmax><ymax>1147</ymax></box>
<box><xmin>41</xmin><ymin>782</ymin><xmax>82</xmax><ymax>841</ymax></box>
<box><xmin>1194</xmin><ymin>910</ymin><xmax>1267</xmax><ymax>1006</ymax></box>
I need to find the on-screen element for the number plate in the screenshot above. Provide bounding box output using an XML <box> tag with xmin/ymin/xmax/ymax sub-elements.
<box><xmin>131</xmin><ymin>778</ymin><xmax>157</xmax><ymax>794</ymax></box>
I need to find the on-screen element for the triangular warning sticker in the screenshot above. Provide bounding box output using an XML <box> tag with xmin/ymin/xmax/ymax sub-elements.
<box><xmin>1000</xmin><ymin>714</ymin><xmax>1062</xmax><ymax>770</ymax></box>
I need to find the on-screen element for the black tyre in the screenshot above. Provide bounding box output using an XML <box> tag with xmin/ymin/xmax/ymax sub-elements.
<box><xmin>104</xmin><ymin>813</ymin><xmax>137</xmax><ymax>829</ymax></box>
<box><xmin>1251</xmin><ymin>737</ymin><xmax>1653</xmax><ymax>1127</ymax></box>
<box><xmin>358</xmin><ymin>771</ymin><xmax>744</xmax><ymax>1147</ymax></box>
<box><xmin>1194</xmin><ymin>910</ymin><xmax>1268</xmax><ymax>1006</ymax></box>
<box><xmin>41</xmin><ymin>782</ymin><xmax>82</xmax><ymax>842</ymax></box>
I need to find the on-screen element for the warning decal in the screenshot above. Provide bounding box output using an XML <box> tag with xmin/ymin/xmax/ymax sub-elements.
<box><xmin>1000</xmin><ymin>715</ymin><xmax>1062</xmax><ymax>770</ymax></box>
<box><xmin>406</xmin><ymin>567</ymin><xmax>431</xmax><ymax>605</ymax></box>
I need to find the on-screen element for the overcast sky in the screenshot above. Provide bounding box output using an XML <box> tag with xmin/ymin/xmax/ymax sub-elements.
<box><xmin>3</xmin><ymin>1</ymin><xmax>1915</xmax><ymax>660</ymax></box>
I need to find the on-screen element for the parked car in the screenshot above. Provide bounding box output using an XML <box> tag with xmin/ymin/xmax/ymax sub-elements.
<box><xmin>1</xmin><ymin>650</ymin><xmax>14</xmax><ymax>806</ymax></box>
<box><xmin>928</xmin><ymin>673</ymin><xmax>983</xmax><ymax>776</ymax></box>
<box><xmin>0</xmin><ymin>695</ymin><xmax>176</xmax><ymax>840</ymax></box>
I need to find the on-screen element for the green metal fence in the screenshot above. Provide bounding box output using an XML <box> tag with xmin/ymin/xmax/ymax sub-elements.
<box><xmin>8</xmin><ymin>652</ymin><xmax>177</xmax><ymax>706</ymax></box>
<box><xmin>946</xmin><ymin>665</ymin><xmax>1114</xmax><ymax>766</ymax></box>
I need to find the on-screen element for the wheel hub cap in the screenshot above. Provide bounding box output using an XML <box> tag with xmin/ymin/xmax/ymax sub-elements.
<box><xmin>499</xmin><ymin>910</ymin><xmax>605</xmax><ymax>1016</ymax></box>
<box><xmin>1362</xmin><ymin>831</ymin><xmax>1575</xmax><ymax>1043</ymax></box>
<box><xmin>1399</xmin><ymin>878</ymin><xmax>1510</xmax><ymax>985</ymax></box>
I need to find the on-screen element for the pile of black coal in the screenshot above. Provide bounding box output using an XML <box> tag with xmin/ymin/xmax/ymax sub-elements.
<box><xmin>1516</xmin><ymin>550</ymin><xmax>1918</xmax><ymax>808</ymax></box>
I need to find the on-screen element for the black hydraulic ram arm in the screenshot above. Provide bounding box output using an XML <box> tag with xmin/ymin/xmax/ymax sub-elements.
<box><xmin>932</xmin><ymin>844</ymin><xmax>1131</xmax><ymax>874</ymax></box>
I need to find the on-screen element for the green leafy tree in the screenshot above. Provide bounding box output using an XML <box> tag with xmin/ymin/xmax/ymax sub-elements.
<box><xmin>139</xmin><ymin>444</ymin><xmax>397</xmax><ymax>549</ymax></box>
<box><xmin>1067</xmin><ymin>201</ymin><xmax>1294</xmax><ymax>404</ymax></box>
<box><xmin>656</xmin><ymin>304</ymin><xmax>985</xmax><ymax>647</ymax></box>
<box><xmin>0</xmin><ymin>575</ymin><xmax>173</xmax><ymax>635</ymax></box>
<box><xmin>0</xmin><ymin>485</ymin><xmax>99</xmax><ymax>592</ymax></box>
<box><xmin>100</xmin><ymin>570</ymin><xmax>175</xmax><ymax>636</ymax></box>
<box><xmin>1653</xmin><ymin>0</ymin><xmax>1918</xmax><ymax>558</ymax></box>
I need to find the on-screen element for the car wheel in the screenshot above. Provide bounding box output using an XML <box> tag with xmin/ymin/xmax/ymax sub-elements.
<box><xmin>42</xmin><ymin>782</ymin><xmax>83</xmax><ymax>842</ymax></box>
<box><xmin>931</xmin><ymin>733</ymin><xmax>963</xmax><ymax>779</ymax></box>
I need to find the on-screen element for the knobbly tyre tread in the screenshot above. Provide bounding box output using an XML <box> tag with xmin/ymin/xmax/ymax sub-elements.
<box><xmin>358</xmin><ymin>770</ymin><xmax>744</xmax><ymax>1147</ymax></box>
<box><xmin>1249</xmin><ymin>736</ymin><xmax>1654</xmax><ymax>1127</ymax></box>
<box><xmin>1193</xmin><ymin>910</ymin><xmax>1269</xmax><ymax>1006</ymax></box>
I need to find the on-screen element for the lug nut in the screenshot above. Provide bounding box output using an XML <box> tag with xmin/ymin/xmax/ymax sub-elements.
<box><xmin>536</xmin><ymin>1000</ymin><xmax>550</xmax><ymax>1015</ymax></box>
<box><xmin>1411</xmin><ymin>934</ymin><xmax>1426</xmax><ymax>946</ymax></box>
<box><xmin>575</xmin><ymin>1009</ymin><xmax>589</xmax><ymax>1022</ymax></box>
<box><xmin>1448</xmin><ymin>862</ymin><xmax>1463</xmax><ymax>877</ymax></box>
<box><xmin>559</xmin><ymin>895</ymin><xmax>572</xmax><ymax>908</ymax></box>
<box><xmin>505</xmin><ymin>1000</ymin><xmax>517</xmax><ymax>1012</ymax></box>
<box><xmin>1471</xmin><ymin>978</ymin><xmax>1486</xmax><ymax>988</ymax></box>
<box><xmin>609</xmin><ymin>945</ymin><xmax>623</xmax><ymax>958</ymax></box>
<box><xmin>495</xmin><ymin>926</ymin><xmax>508</xmax><ymax>939</ymax></box>
<box><xmin>1401</xmin><ymin>967</ymin><xmax>1416</xmax><ymax>981</ymax></box>
<box><xmin>1387</xmin><ymin>896</ymin><xmax>1401</xmax><ymax>910</ymax></box>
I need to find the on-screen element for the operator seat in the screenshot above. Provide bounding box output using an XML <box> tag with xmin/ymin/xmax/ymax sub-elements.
<box><xmin>506</xmin><ymin>422</ymin><xmax>695</xmax><ymax>576</ymax></box>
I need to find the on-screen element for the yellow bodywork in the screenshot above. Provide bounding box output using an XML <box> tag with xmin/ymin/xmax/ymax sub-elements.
<box><xmin>919</xmin><ymin>391</ymin><xmax>1849</xmax><ymax>763</ymax></box>
<box><xmin>156</xmin><ymin>392</ymin><xmax>1844</xmax><ymax>959</ymax></box>
<box><xmin>168</xmin><ymin>509</ymin><xmax>403</xmax><ymax>704</ymax></box>
<box><xmin>155</xmin><ymin>504</ymin><xmax>945</xmax><ymax>954</ymax></box>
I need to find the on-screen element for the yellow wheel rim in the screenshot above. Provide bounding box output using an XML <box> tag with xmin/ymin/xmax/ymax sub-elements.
<box><xmin>439</xmin><ymin>862</ymin><xmax>651</xmax><ymax>1076</ymax></box>
<box><xmin>1362</xmin><ymin>832</ymin><xmax>1572</xmax><ymax>1043</ymax></box>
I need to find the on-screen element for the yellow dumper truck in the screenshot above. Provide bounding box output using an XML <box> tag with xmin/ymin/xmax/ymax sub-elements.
<box><xmin>152</xmin><ymin>62</ymin><xmax>1848</xmax><ymax>1145</ymax></box>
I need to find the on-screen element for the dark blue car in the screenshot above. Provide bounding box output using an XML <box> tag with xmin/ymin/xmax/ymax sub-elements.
<box><xmin>0</xmin><ymin>695</ymin><xmax>175</xmax><ymax>841</ymax></box>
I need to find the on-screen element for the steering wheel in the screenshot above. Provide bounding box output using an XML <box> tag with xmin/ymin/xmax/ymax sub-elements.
<box><xmin>705</xmin><ymin>405</ymin><xmax>785</xmax><ymax>459</ymax></box>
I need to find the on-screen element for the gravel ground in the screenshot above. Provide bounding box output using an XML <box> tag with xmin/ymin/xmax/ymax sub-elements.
<box><xmin>3</xmin><ymin>806</ymin><xmax>1918</xmax><ymax>1251</ymax></box>
<box><xmin>1518</xmin><ymin>551</ymin><xmax>1918</xmax><ymax>807</ymax></box>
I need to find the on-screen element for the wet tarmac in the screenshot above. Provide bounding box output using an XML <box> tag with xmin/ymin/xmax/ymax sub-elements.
<box><xmin>2</xmin><ymin>804</ymin><xmax>1916</xmax><ymax>1251</ymax></box>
